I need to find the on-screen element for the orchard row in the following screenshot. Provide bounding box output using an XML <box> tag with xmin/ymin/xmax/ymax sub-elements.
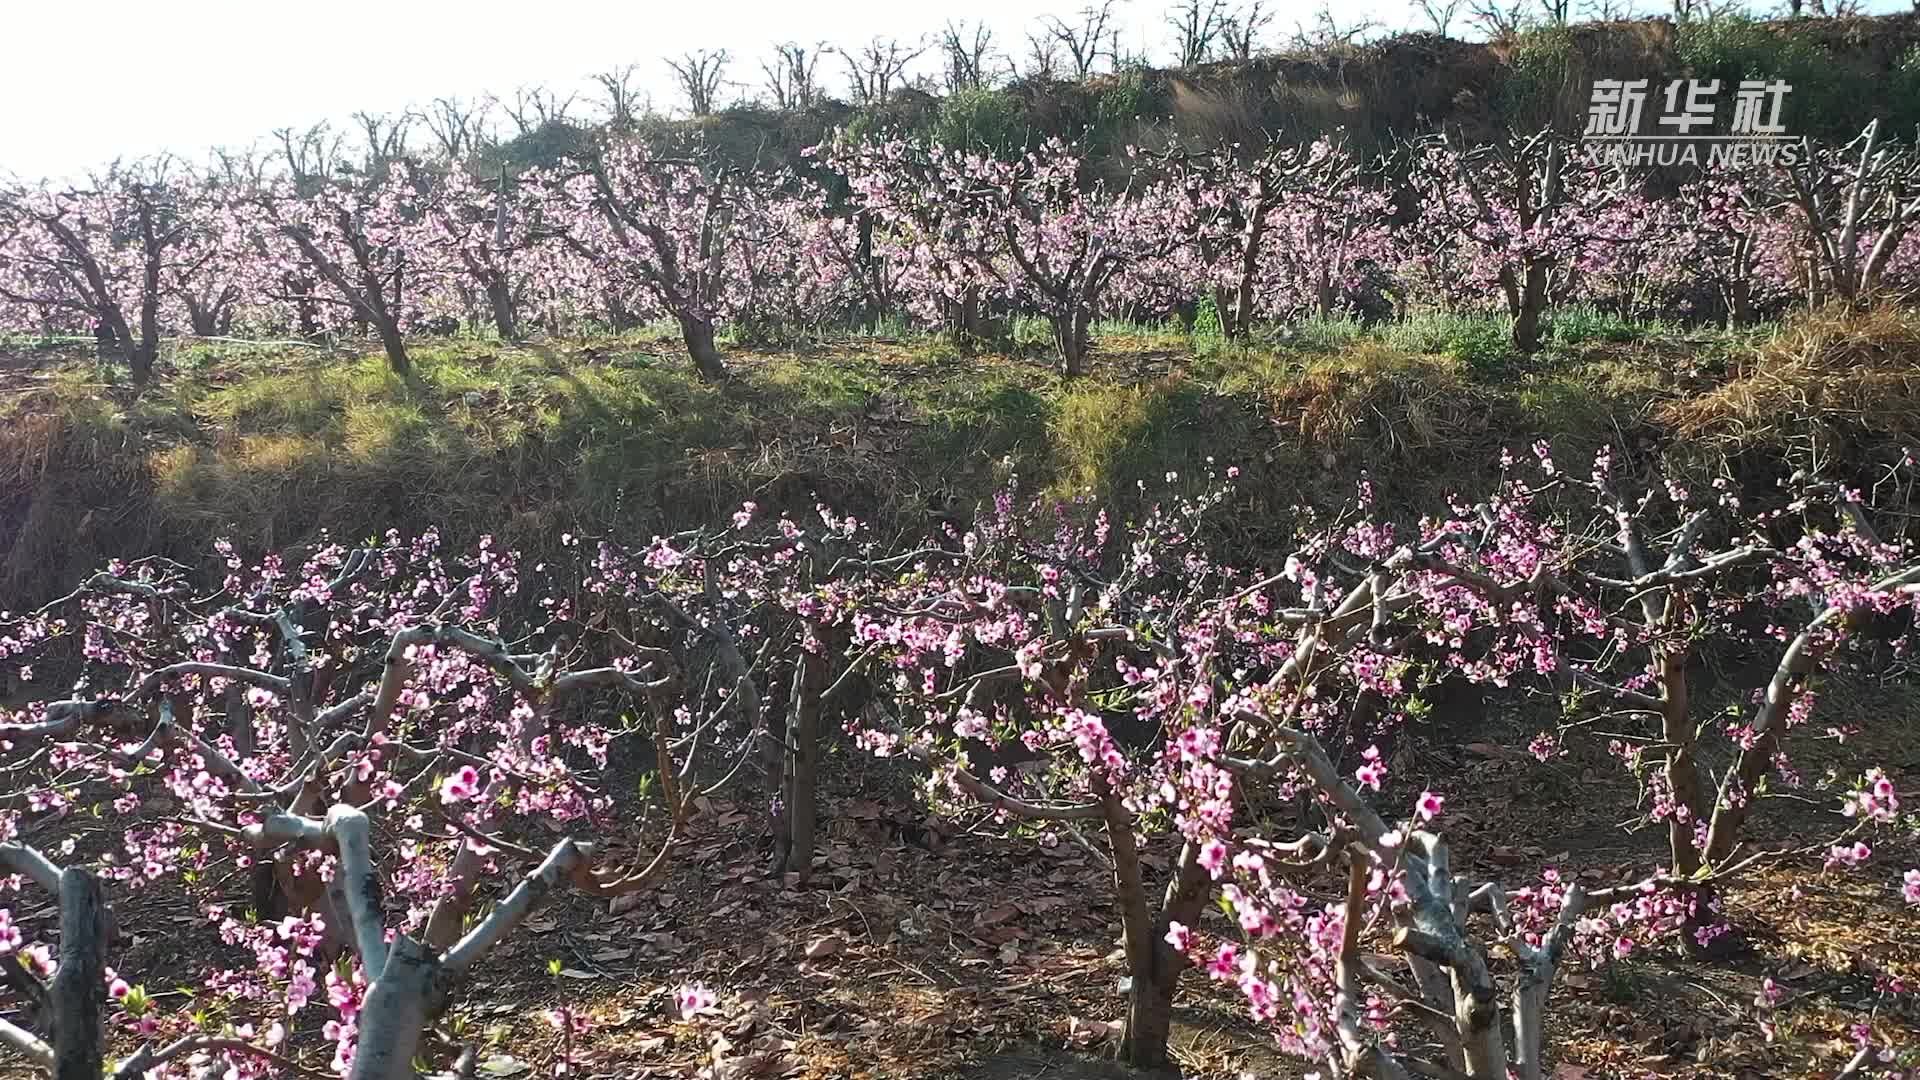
<box><xmin>2</xmin><ymin>450</ymin><xmax>1917</xmax><ymax>1077</ymax></box>
<box><xmin>3</xmin><ymin>120</ymin><xmax>1917</xmax><ymax>381</ymax></box>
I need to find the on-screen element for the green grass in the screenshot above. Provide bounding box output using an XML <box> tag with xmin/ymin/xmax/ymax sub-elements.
<box><xmin>1376</xmin><ymin>311</ymin><xmax>1515</xmax><ymax>371</ymax></box>
<box><xmin>907</xmin><ymin>366</ymin><xmax>1051</xmax><ymax>477</ymax></box>
<box><xmin>1511</xmin><ymin>356</ymin><xmax>1670</xmax><ymax>440</ymax></box>
<box><xmin>1546</xmin><ymin>305</ymin><xmax>1655</xmax><ymax>347</ymax></box>
<box><xmin>1268</xmin><ymin>315</ymin><xmax>1370</xmax><ymax>354</ymax></box>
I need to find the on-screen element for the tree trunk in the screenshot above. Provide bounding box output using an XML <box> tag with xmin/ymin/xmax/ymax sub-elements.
<box><xmin>135</xmin><ymin>241</ymin><xmax>162</xmax><ymax>386</ymax></box>
<box><xmin>781</xmin><ymin>640</ymin><xmax>827</xmax><ymax>878</ymax></box>
<box><xmin>855</xmin><ymin>211</ymin><xmax>883</xmax><ymax>331</ymax></box>
<box><xmin>1053</xmin><ymin>306</ymin><xmax>1092</xmax><ymax>378</ymax></box>
<box><xmin>374</xmin><ymin>318</ymin><xmax>411</xmax><ymax>377</ymax></box>
<box><xmin>604</xmin><ymin>292</ymin><xmax>638</xmax><ymax>332</ymax></box>
<box><xmin>421</xmin><ymin>685</ymin><xmax>556</xmax><ymax>949</ymax></box>
<box><xmin>347</xmin><ymin>937</ymin><xmax>437</xmax><ymax>1080</ymax></box>
<box><xmin>125</xmin><ymin>337</ymin><xmax>156</xmax><ymax>386</ymax></box>
<box><xmin>1657</xmin><ymin>650</ymin><xmax>1704</xmax><ymax>880</ymax></box>
<box><xmin>1096</xmin><ymin>781</ymin><xmax>1182</xmax><ymax>1071</ymax></box>
<box><xmin>187</xmin><ymin>299</ymin><xmax>218</xmax><ymax>337</ymax></box>
<box><xmin>1231</xmin><ymin>207</ymin><xmax>1270</xmax><ymax>341</ymax></box>
<box><xmin>49</xmin><ymin>869</ymin><xmax>106</xmax><ymax>1080</ymax></box>
<box><xmin>1124</xmin><ymin>963</ymin><xmax>1180</xmax><ymax>1073</ymax></box>
<box><xmin>291</xmin><ymin>278</ymin><xmax>323</xmax><ymax>340</ymax></box>
<box><xmin>678</xmin><ymin>314</ymin><xmax>728</xmax><ymax>381</ymax></box>
<box><xmin>1227</xmin><ymin>280</ymin><xmax>1253</xmax><ymax>341</ymax></box>
<box><xmin>764</xmin><ymin>661</ymin><xmax>792</xmax><ymax>877</ymax></box>
<box><xmin>1123</xmin><ymin>841</ymin><xmax>1212</xmax><ymax>1072</ymax></box>
<box><xmin>1510</xmin><ymin>959</ymin><xmax>1555</xmax><ymax>1080</ymax></box>
<box><xmin>1207</xmin><ymin>285</ymin><xmax>1233</xmax><ymax>338</ymax></box>
<box><xmin>950</xmin><ymin>289</ymin><xmax>979</xmax><ymax>351</ymax></box>
<box><xmin>92</xmin><ymin>303</ymin><xmax>143</xmax><ymax>383</ymax></box>
<box><xmin>422</xmin><ymin>766</ymin><xmax>519</xmax><ymax>950</ymax></box>
<box><xmin>486</xmin><ymin>277</ymin><xmax>517</xmax><ymax>341</ymax></box>
<box><xmin>250</xmin><ymin>857</ymin><xmax>288</xmax><ymax>922</ymax></box>
<box><xmin>1512</xmin><ymin>259</ymin><xmax>1549</xmax><ymax>354</ymax></box>
<box><xmin>1726</xmin><ymin>278</ymin><xmax>1753</xmax><ymax>329</ymax></box>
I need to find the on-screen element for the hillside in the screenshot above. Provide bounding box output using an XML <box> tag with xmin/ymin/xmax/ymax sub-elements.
<box><xmin>484</xmin><ymin>14</ymin><xmax>1920</xmax><ymax>178</ymax></box>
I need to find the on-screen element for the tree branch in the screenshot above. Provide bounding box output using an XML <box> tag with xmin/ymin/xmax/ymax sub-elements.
<box><xmin>134</xmin><ymin>662</ymin><xmax>291</xmax><ymax>701</ymax></box>
<box><xmin>0</xmin><ymin>1017</ymin><xmax>52</xmax><ymax>1070</ymax></box>
<box><xmin>440</xmin><ymin>838</ymin><xmax>589</xmax><ymax>977</ymax></box>
<box><xmin>0</xmin><ymin>842</ymin><xmax>64</xmax><ymax>892</ymax></box>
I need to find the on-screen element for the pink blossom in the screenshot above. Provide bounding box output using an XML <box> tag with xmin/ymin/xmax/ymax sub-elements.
<box><xmin>1206</xmin><ymin>943</ymin><xmax>1239</xmax><ymax>979</ymax></box>
<box><xmin>1164</xmin><ymin>921</ymin><xmax>1192</xmax><ymax>953</ymax></box>
<box><xmin>1825</xmin><ymin>840</ymin><xmax>1872</xmax><ymax>869</ymax></box>
<box><xmin>1354</xmin><ymin>745</ymin><xmax>1385</xmax><ymax>791</ymax></box>
<box><xmin>439</xmin><ymin>764</ymin><xmax>482</xmax><ymax>804</ymax></box>
<box><xmin>21</xmin><ymin>943</ymin><xmax>53</xmax><ymax>977</ymax></box>
<box><xmin>1198</xmin><ymin>838</ymin><xmax>1229</xmax><ymax>879</ymax></box>
<box><xmin>675</xmin><ymin>983</ymin><xmax>718</xmax><ymax>1019</ymax></box>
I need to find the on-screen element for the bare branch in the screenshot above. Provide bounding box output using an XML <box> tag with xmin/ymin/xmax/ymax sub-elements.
<box><xmin>837</xmin><ymin>37</ymin><xmax>929</xmax><ymax>106</ymax></box>
<box><xmin>1411</xmin><ymin>0</ymin><xmax>1466</xmax><ymax>34</ymax></box>
<box><xmin>111</xmin><ymin>1037</ymin><xmax>326</xmax><ymax>1080</ymax></box>
<box><xmin>1168</xmin><ymin>0</ymin><xmax>1232</xmax><ymax>66</ymax></box>
<box><xmin>0</xmin><ymin>842</ymin><xmax>63</xmax><ymax>892</ymax></box>
<box><xmin>940</xmin><ymin>21</ymin><xmax>1004</xmax><ymax>91</ymax></box>
<box><xmin>1037</xmin><ymin>1</ymin><xmax>1121</xmax><ymax>80</ymax></box>
<box><xmin>1220</xmin><ymin>0</ymin><xmax>1273</xmax><ymax>61</ymax></box>
<box><xmin>666</xmin><ymin>50</ymin><xmax>731</xmax><ymax>117</ymax></box>
<box><xmin>424</xmin><ymin>96</ymin><xmax>496</xmax><ymax>162</ymax></box>
<box><xmin>133</xmin><ymin>662</ymin><xmax>291</xmax><ymax>702</ymax></box>
<box><xmin>441</xmin><ymin>838</ymin><xmax>590</xmax><ymax>976</ymax></box>
<box><xmin>591</xmin><ymin>65</ymin><xmax>646</xmax><ymax>129</ymax></box>
<box><xmin>762</xmin><ymin>42</ymin><xmax>826</xmax><ymax>110</ymax></box>
<box><xmin>0</xmin><ymin>1018</ymin><xmax>52</xmax><ymax>1070</ymax></box>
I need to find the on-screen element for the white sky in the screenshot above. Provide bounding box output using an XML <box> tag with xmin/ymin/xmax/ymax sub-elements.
<box><xmin>2</xmin><ymin>0</ymin><xmax>1907</xmax><ymax>182</ymax></box>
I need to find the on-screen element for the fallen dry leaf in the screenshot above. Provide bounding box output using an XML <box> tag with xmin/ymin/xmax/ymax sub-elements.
<box><xmin>1064</xmin><ymin>1015</ymin><xmax>1123</xmax><ymax>1047</ymax></box>
<box><xmin>976</xmin><ymin>903</ymin><xmax>1019</xmax><ymax>926</ymax></box>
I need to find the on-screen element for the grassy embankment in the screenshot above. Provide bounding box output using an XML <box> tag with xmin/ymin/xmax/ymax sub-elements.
<box><xmin>2</xmin><ymin>306</ymin><xmax>1915</xmax><ymax>608</ymax></box>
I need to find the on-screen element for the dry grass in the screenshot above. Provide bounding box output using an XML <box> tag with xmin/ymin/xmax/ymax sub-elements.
<box><xmin>1254</xmin><ymin>345</ymin><xmax>1492</xmax><ymax>454</ymax></box>
<box><xmin>1661</xmin><ymin>305</ymin><xmax>1920</xmax><ymax>459</ymax></box>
